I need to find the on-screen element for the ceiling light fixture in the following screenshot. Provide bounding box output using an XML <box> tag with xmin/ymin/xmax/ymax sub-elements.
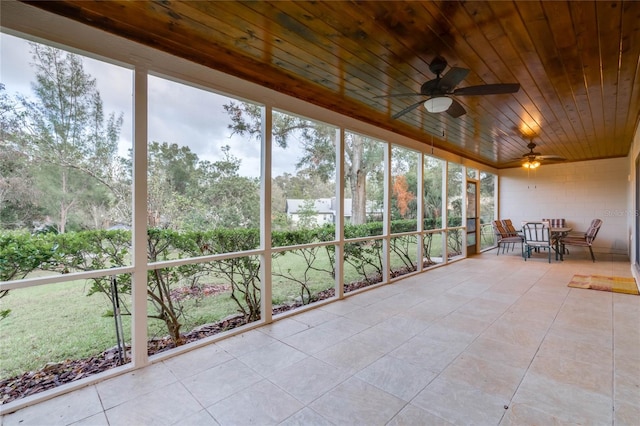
<box><xmin>424</xmin><ymin>96</ymin><xmax>453</xmax><ymax>113</ymax></box>
<box><xmin>522</xmin><ymin>160</ymin><xmax>540</xmax><ymax>169</ymax></box>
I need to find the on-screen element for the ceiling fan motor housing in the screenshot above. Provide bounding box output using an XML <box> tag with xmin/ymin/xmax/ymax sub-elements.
<box><xmin>429</xmin><ymin>56</ymin><xmax>448</xmax><ymax>76</ymax></box>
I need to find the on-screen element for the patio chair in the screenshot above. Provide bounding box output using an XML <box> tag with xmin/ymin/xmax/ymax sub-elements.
<box><xmin>543</xmin><ymin>218</ymin><xmax>569</xmax><ymax>253</ymax></box>
<box><xmin>542</xmin><ymin>218</ymin><xmax>566</xmax><ymax>228</ymax></box>
<box><xmin>559</xmin><ymin>218</ymin><xmax>602</xmax><ymax>262</ymax></box>
<box><xmin>492</xmin><ymin>220</ymin><xmax>523</xmax><ymax>255</ymax></box>
<box><xmin>522</xmin><ymin>221</ymin><xmax>558</xmax><ymax>263</ymax></box>
<box><xmin>501</xmin><ymin>219</ymin><xmax>520</xmax><ymax>237</ymax></box>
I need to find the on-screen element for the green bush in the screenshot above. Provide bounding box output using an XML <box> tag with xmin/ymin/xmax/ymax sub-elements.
<box><xmin>1</xmin><ymin>219</ymin><xmax>455</xmax><ymax>341</ymax></box>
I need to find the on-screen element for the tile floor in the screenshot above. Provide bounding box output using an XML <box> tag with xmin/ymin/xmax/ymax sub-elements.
<box><xmin>2</xmin><ymin>249</ymin><xmax>639</xmax><ymax>425</ymax></box>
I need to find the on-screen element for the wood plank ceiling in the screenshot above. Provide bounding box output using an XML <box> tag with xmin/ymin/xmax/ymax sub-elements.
<box><xmin>21</xmin><ymin>0</ymin><xmax>640</xmax><ymax>168</ymax></box>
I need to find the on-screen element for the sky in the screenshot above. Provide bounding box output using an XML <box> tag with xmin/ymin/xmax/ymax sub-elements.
<box><xmin>1</xmin><ymin>32</ymin><xmax>303</xmax><ymax>178</ymax></box>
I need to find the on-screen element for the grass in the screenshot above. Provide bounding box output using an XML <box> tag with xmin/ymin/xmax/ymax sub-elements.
<box><xmin>0</xmin><ymin>234</ymin><xmax>450</xmax><ymax>379</ymax></box>
<box><xmin>0</xmin><ymin>280</ymin><xmax>132</xmax><ymax>378</ymax></box>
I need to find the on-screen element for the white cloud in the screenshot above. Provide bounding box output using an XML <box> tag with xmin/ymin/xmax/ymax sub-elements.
<box><xmin>1</xmin><ymin>32</ymin><xmax>306</xmax><ymax>179</ymax></box>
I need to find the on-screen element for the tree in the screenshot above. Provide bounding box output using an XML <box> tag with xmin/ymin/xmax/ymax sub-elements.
<box><xmin>199</xmin><ymin>145</ymin><xmax>260</xmax><ymax>229</ymax></box>
<box><xmin>0</xmin><ymin>85</ymin><xmax>43</xmax><ymax>228</ymax></box>
<box><xmin>223</xmin><ymin>102</ymin><xmax>384</xmax><ymax>224</ymax></box>
<box><xmin>392</xmin><ymin>175</ymin><xmax>415</xmax><ymax>219</ymax></box>
<box><xmin>147</xmin><ymin>141</ymin><xmax>201</xmax><ymax>228</ymax></box>
<box><xmin>297</xmin><ymin>199</ymin><xmax>318</xmax><ymax>229</ymax></box>
<box><xmin>9</xmin><ymin>44</ymin><xmax>124</xmax><ymax>232</ymax></box>
<box><xmin>424</xmin><ymin>156</ymin><xmax>444</xmax><ymax>226</ymax></box>
<box><xmin>146</xmin><ymin>142</ymin><xmax>260</xmax><ymax>230</ymax></box>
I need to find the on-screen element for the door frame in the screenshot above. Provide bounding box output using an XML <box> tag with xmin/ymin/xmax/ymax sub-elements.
<box><xmin>466</xmin><ymin>178</ymin><xmax>479</xmax><ymax>255</ymax></box>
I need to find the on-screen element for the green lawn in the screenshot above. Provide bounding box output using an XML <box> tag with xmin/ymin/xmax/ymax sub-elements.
<box><xmin>0</xmin><ymin>235</ymin><xmax>449</xmax><ymax>379</ymax></box>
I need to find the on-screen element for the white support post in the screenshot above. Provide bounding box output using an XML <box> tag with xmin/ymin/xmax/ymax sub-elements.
<box><xmin>335</xmin><ymin>128</ymin><xmax>345</xmax><ymax>299</ymax></box>
<box><xmin>382</xmin><ymin>143</ymin><xmax>391</xmax><ymax>283</ymax></box>
<box><xmin>442</xmin><ymin>162</ymin><xmax>449</xmax><ymax>263</ymax></box>
<box><xmin>260</xmin><ymin>105</ymin><xmax>273</xmax><ymax>324</ymax></box>
<box><xmin>417</xmin><ymin>153</ymin><xmax>424</xmax><ymax>271</ymax></box>
<box><xmin>131</xmin><ymin>66</ymin><xmax>149</xmax><ymax>368</ymax></box>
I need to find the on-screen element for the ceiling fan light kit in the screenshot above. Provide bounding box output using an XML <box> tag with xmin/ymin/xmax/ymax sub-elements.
<box><xmin>522</xmin><ymin>160</ymin><xmax>540</xmax><ymax>169</ymax></box>
<box><xmin>424</xmin><ymin>96</ymin><xmax>452</xmax><ymax>113</ymax></box>
<box><xmin>513</xmin><ymin>138</ymin><xmax>566</xmax><ymax>169</ymax></box>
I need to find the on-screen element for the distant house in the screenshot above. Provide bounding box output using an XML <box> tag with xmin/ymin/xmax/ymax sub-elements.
<box><xmin>285</xmin><ymin>198</ymin><xmax>334</xmax><ymax>226</ymax></box>
<box><xmin>285</xmin><ymin>198</ymin><xmax>383</xmax><ymax>225</ymax></box>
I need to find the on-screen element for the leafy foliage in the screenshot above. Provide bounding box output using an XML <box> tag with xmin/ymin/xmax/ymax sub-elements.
<box><xmin>6</xmin><ymin>44</ymin><xmax>125</xmax><ymax>233</ymax></box>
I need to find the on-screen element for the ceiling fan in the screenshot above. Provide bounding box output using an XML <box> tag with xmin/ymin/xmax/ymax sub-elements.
<box><xmin>515</xmin><ymin>138</ymin><xmax>566</xmax><ymax>169</ymax></box>
<box><xmin>376</xmin><ymin>56</ymin><xmax>520</xmax><ymax>119</ymax></box>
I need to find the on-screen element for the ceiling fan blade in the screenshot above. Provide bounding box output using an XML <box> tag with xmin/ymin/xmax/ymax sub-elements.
<box><xmin>453</xmin><ymin>83</ymin><xmax>520</xmax><ymax>96</ymax></box>
<box><xmin>439</xmin><ymin>67</ymin><xmax>469</xmax><ymax>90</ymax></box>
<box><xmin>392</xmin><ymin>100</ymin><xmax>425</xmax><ymax>119</ymax></box>
<box><xmin>446</xmin><ymin>98</ymin><xmax>466</xmax><ymax>118</ymax></box>
<box><xmin>538</xmin><ymin>155</ymin><xmax>566</xmax><ymax>161</ymax></box>
<box><xmin>374</xmin><ymin>92</ymin><xmax>422</xmax><ymax>99</ymax></box>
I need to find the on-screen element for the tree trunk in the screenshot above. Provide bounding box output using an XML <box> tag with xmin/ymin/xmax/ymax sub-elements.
<box><xmin>349</xmin><ymin>135</ymin><xmax>367</xmax><ymax>224</ymax></box>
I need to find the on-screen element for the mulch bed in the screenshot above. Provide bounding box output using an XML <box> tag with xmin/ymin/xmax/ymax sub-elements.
<box><xmin>0</xmin><ymin>272</ymin><xmax>408</xmax><ymax>405</ymax></box>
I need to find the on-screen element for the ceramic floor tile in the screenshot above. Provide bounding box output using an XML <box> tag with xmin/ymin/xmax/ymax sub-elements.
<box><xmin>268</xmin><ymin>356</ymin><xmax>349</xmax><ymax>405</ymax></box>
<box><xmin>281</xmin><ymin>326</ymin><xmax>340</xmax><ymax>354</ymax></box>
<box><xmin>350</xmin><ymin>284</ymin><xmax>404</xmax><ymax>305</ymax></box>
<box><xmin>104</xmin><ymin>382</ymin><xmax>202</xmax><ymax>426</ymax></box>
<box><xmin>207</xmin><ymin>379</ymin><xmax>303</xmax><ymax>425</ymax></box>
<box><xmin>412</xmin><ymin>376</ymin><xmax>508</xmax><ymax>425</ymax></box>
<box><xmin>453</xmin><ymin>298</ymin><xmax>511</xmax><ymax>322</ymax></box>
<box><xmin>418</xmin><ymin>321</ymin><xmax>478</xmax><ymax>346</ymax></box>
<box><xmin>309</xmin><ymin>377</ymin><xmax>406</xmax><ymax>425</ymax></box>
<box><xmin>397</xmin><ymin>301</ymin><xmax>451</xmax><ymax>323</ymax></box>
<box><xmin>257</xmin><ymin>318</ymin><xmax>310</xmax><ymax>340</ymax></box>
<box><xmin>173</xmin><ymin>409</ymin><xmax>219</xmax><ymax>426</ymax></box>
<box><xmin>614</xmin><ymin>329</ymin><xmax>640</xmax><ymax>359</ymax></box>
<box><xmin>278</xmin><ymin>407</ymin><xmax>335</xmax><ymax>426</ymax></box>
<box><xmin>439</xmin><ymin>353</ymin><xmax>526</xmax><ymax>400</ymax></box>
<box><xmin>314</xmin><ymin>316</ymin><xmax>370</xmax><ymax>341</ymax></box>
<box><xmin>613</xmin><ymin>399</ymin><xmax>640</xmax><ymax>426</ymax></box>
<box><xmin>477</xmin><ymin>288</ymin><xmax>524</xmax><ymax>305</ymax></box>
<box><xmin>536</xmin><ymin>330</ymin><xmax>613</xmax><ymax>365</ymax></box>
<box><xmin>316</xmin><ymin>298</ymin><xmax>363</xmax><ymax>316</ymax></box>
<box><xmin>2</xmin><ymin>386</ymin><xmax>103</xmax><ymax>426</ymax></box>
<box><xmin>181</xmin><ymin>358</ymin><xmax>263</xmax><ymax>407</ymax></box>
<box><xmin>350</xmin><ymin>323</ymin><xmax>414</xmax><ymax>353</ymax></box>
<box><xmin>447</xmin><ymin>279</ymin><xmax>495</xmax><ymax>297</ymax></box>
<box><xmin>314</xmin><ymin>338</ymin><xmax>384</xmax><ymax>373</ymax></box>
<box><xmin>342</xmin><ymin>304</ymin><xmax>397</xmax><ymax>325</ymax></box>
<box><xmin>237</xmin><ymin>340</ymin><xmax>308</xmax><ymax>376</ymax></box>
<box><xmin>374</xmin><ymin>312</ymin><xmax>433</xmax><ymax>337</ymax></box>
<box><xmin>96</xmin><ymin>362</ymin><xmax>178</xmax><ymax>409</ymax></box>
<box><xmin>479</xmin><ymin>319</ymin><xmax>548</xmax><ymax>350</ymax></box>
<box><xmin>68</xmin><ymin>411</ymin><xmax>109</xmax><ymax>426</ymax></box>
<box><xmin>162</xmin><ymin>343</ymin><xmax>233</xmax><ymax>379</ymax></box>
<box><xmin>547</xmin><ymin>320</ymin><xmax>613</xmax><ymax>350</ymax></box>
<box><xmin>371</xmin><ymin>291</ymin><xmax>427</xmax><ymax>312</ymax></box>
<box><xmin>528</xmin><ymin>354</ymin><xmax>612</xmax><ymax>397</ymax></box>
<box><xmin>499</xmin><ymin>402</ymin><xmax>579</xmax><ymax>426</ymax></box>
<box><xmin>356</xmin><ymin>354</ymin><xmax>438</xmax><ymax>401</ymax></box>
<box><xmin>390</xmin><ymin>334</ymin><xmax>466</xmax><ymax>373</ymax></box>
<box><xmin>290</xmin><ymin>308</ymin><xmax>340</xmax><ymax>327</ymax></box>
<box><xmin>615</xmin><ymin>370</ymin><xmax>640</xmax><ymax>405</ymax></box>
<box><xmin>214</xmin><ymin>329</ymin><xmax>278</xmax><ymax>357</ymax></box>
<box><xmin>386</xmin><ymin>404</ymin><xmax>454</xmax><ymax>426</ymax></box>
<box><xmin>431</xmin><ymin>311</ymin><xmax>493</xmax><ymax>337</ymax></box>
<box><xmin>464</xmin><ymin>336</ymin><xmax>537</xmax><ymax>370</ymax></box>
<box><xmin>513</xmin><ymin>371</ymin><xmax>612</xmax><ymax>425</ymax></box>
